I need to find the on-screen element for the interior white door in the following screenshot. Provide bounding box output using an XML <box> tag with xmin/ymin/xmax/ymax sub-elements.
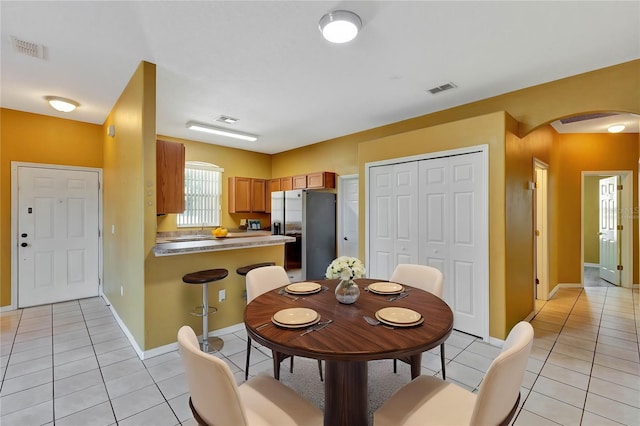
<box><xmin>18</xmin><ymin>166</ymin><xmax>100</xmax><ymax>307</ymax></box>
<box><xmin>338</xmin><ymin>175</ymin><xmax>359</xmax><ymax>258</ymax></box>
<box><xmin>599</xmin><ymin>176</ymin><xmax>619</xmax><ymax>284</ymax></box>
<box><xmin>534</xmin><ymin>162</ymin><xmax>549</xmax><ymax>301</ymax></box>
<box><xmin>419</xmin><ymin>152</ymin><xmax>486</xmax><ymax>337</ymax></box>
<box><xmin>368</xmin><ymin>162</ymin><xmax>419</xmax><ymax>279</ymax></box>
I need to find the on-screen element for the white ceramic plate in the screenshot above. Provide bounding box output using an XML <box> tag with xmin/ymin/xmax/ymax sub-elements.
<box><xmin>285</xmin><ymin>282</ymin><xmax>322</xmax><ymax>294</ymax></box>
<box><xmin>272</xmin><ymin>315</ymin><xmax>321</xmax><ymax>329</ymax></box>
<box><xmin>367</xmin><ymin>282</ymin><xmax>404</xmax><ymax>294</ymax></box>
<box><xmin>375</xmin><ymin>307</ymin><xmax>424</xmax><ymax>327</ymax></box>
<box><xmin>272</xmin><ymin>308</ymin><xmax>319</xmax><ymax>326</ymax></box>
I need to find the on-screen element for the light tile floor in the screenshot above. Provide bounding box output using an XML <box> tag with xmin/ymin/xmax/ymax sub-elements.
<box><xmin>1</xmin><ymin>286</ymin><xmax>638</xmax><ymax>425</ymax></box>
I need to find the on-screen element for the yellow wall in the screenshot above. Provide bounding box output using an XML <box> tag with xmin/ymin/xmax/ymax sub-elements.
<box><xmin>0</xmin><ymin>109</ymin><xmax>103</xmax><ymax>306</ymax></box>
<box><xmin>272</xmin><ymin>135</ymin><xmax>359</xmax><ymax>179</ymax></box>
<box><xmin>583</xmin><ymin>176</ymin><xmax>602</xmax><ymax>264</ymax></box>
<box><xmin>144</xmin><ymin>245</ymin><xmax>283</xmax><ymax>348</ymax></box>
<box><xmin>552</xmin><ymin>133</ymin><xmax>639</xmax><ymax>288</ymax></box>
<box><xmin>155</xmin><ymin>136</ymin><xmax>273</xmax><ymax>232</ymax></box>
<box><xmin>102</xmin><ymin>61</ymin><xmax>156</xmax><ymax>348</ymax></box>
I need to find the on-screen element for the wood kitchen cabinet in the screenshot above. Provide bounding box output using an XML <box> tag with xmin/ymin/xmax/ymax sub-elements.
<box><xmin>266</xmin><ymin>179</ymin><xmax>281</xmax><ymax>213</ymax></box>
<box><xmin>307</xmin><ymin>171</ymin><xmax>336</xmax><ymax>189</ymax></box>
<box><xmin>281</xmin><ymin>176</ymin><xmax>293</xmax><ymax>191</ymax></box>
<box><xmin>156</xmin><ymin>139</ymin><xmax>185</xmax><ymax>214</ymax></box>
<box><xmin>229</xmin><ymin>177</ymin><xmax>266</xmax><ymax>213</ymax></box>
<box><xmin>268</xmin><ymin>179</ymin><xmax>281</xmax><ymax>192</ymax></box>
<box><xmin>292</xmin><ymin>174</ymin><xmax>307</xmax><ymax>189</ymax></box>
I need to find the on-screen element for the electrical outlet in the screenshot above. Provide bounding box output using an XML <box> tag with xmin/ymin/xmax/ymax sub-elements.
<box><xmin>219</xmin><ymin>289</ymin><xmax>226</xmax><ymax>302</ymax></box>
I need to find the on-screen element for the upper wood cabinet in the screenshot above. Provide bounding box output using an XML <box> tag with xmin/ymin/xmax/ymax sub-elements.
<box><xmin>307</xmin><ymin>172</ymin><xmax>336</xmax><ymax>189</ymax></box>
<box><xmin>229</xmin><ymin>177</ymin><xmax>266</xmax><ymax>213</ymax></box>
<box><xmin>281</xmin><ymin>176</ymin><xmax>293</xmax><ymax>191</ymax></box>
<box><xmin>293</xmin><ymin>174</ymin><xmax>307</xmax><ymax>189</ymax></box>
<box><xmin>156</xmin><ymin>140</ymin><xmax>185</xmax><ymax>214</ymax></box>
<box><xmin>268</xmin><ymin>179</ymin><xmax>281</xmax><ymax>192</ymax></box>
<box><xmin>251</xmin><ymin>178</ymin><xmax>267</xmax><ymax>212</ymax></box>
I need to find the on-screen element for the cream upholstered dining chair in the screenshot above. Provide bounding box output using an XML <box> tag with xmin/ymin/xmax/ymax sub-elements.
<box><xmin>244</xmin><ymin>265</ymin><xmax>323</xmax><ymax>381</ymax></box>
<box><xmin>178</xmin><ymin>325</ymin><xmax>323</xmax><ymax>426</ymax></box>
<box><xmin>389</xmin><ymin>264</ymin><xmax>446</xmax><ymax>378</ymax></box>
<box><xmin>374</xmin><ymin>321</ymin><xmax>534</xmax><ymax>426</ymax></box>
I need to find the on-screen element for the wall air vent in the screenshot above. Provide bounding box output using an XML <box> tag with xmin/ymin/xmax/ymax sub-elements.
<box><xmin>427</xmin><ymin>82</ymin><xmax>457</xmax><ymax>95</ymax></box>
<box><xmin>11</xmin><ymin>36</ymin><xmax>45</xmax><ymax>59</ymax></box>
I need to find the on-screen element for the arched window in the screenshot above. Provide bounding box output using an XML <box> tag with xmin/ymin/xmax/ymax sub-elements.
<box><xmin>178</xmin><ymin>161</ymin><xmax>224</xmax><ymax>227</ymax></box>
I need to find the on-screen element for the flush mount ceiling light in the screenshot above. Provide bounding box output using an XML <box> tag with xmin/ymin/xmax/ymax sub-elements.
<box><xmin>319</xmin><ymin>10</ymin><xmax>362</xmax><ymax>43</ymax></box>
<box><xmin>186</xmin><ymin>121</ymin><xmax>258</xmax><ymax>142</ymax></box>
<box><xmin>608</xmin><ymin>124</ymin><xmax>625</xmax><ymax>133</ymax></box>
<box><xmin>45</xmin><ymin>96</ymin><xmax>79</xmax><ymax>112</ymax></box>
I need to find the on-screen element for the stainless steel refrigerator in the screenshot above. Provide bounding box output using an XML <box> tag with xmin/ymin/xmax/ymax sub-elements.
<box><xmin>271</xmin><ymin>190</ymin><xmax>336</xmax><ymax>280</ymax></box>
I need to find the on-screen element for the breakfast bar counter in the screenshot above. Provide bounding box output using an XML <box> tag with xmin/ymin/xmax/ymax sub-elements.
<box><xmin>152</xmin><ymin>234</ymin><xmax>295</xmax><ymax>257</ymax></box>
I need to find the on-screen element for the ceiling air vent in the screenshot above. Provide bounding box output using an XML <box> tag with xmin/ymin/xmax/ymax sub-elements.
<box><xmin>11</xmin><ymin>36</ymin><xmax>45</xmax><ymax>59</ymax></box>
<box><xmin>427</xmin><ymin>82</ymin><xmax>457</xmax><ymax>95</ymax></box>
<box><xmin>216</xmin><ymin>115</ymin><xmax>238</xmax><ymax>124</ymax></box>
<box><xmin>560</xmin><ymin>113</ymin><xmax>617</xmax><ymax>124</ymax></box>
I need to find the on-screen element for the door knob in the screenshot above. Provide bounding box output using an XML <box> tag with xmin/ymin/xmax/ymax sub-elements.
<box><xmin>344</xmin><ymin>237</ymin><xmax>348</xmax><ymax>240</ymax></box>
<box><xmin>21</xmin><ymin>233</ymin><xmax>27</xmax><ymax>238</ymax></box>
<box><xmin>21</xmin><ymin>242</ymin><xmax>28</xmax><ymax>247</ymax></box>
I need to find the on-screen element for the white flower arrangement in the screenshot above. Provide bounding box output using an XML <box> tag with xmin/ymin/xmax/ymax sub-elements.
<box><xmin>325</xmin><ymin>256</ymin><xmax>366</xmax><ymax>280</ymax></box>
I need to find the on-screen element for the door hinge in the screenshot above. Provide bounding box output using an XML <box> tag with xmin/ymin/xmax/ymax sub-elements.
<box><xmin>617</xmin><ymin>264</ymin><xmax>623</xmax><ymax>271</ymax></box>
<box><xmin>617</xmin><ymin>184</ymin><xmax>623</xmax><ymax>191</ymax></box>
<box><xmin>535</xmin><ymin>278</ymin><xmax>539</xmax><ymax>284</ymax></box>
<box><xmin>98</xmin><ymin>229</ymin><xmax>101</xmax><ymax>237</ymax></box>
<box><xmin>617</xmin><ymin>225</ymin><xmax>623</xmax><ymax>231</ymax></box>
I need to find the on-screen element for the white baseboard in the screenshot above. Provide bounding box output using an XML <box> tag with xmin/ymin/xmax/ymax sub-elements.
<box><xmin>101</xmin><ymin>293</ymin><xmax>145</xmax><ymax>360</ymax></box>
<box><xmin>102</xmin><ymin>292</ymin><xmax>246</xmax><ymax>360</ymax></box>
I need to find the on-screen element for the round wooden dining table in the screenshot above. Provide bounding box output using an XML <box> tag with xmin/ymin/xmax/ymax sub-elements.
<box><xmin>244</xmin><ymin>278</ymin><xmax>454</xmax><ymax>426</ymax></box>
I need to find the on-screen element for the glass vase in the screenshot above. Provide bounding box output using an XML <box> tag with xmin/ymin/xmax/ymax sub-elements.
<box><xmin>335</xmin><ymin>279</ymin><xmax>360</xmax><ymax>304</ymax></box>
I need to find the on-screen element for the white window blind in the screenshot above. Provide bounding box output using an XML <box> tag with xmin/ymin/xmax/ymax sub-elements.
<box><xmin>178</xmin><ymin>162</ymin><xmax>223</xmax><ymax>227</ymax></box>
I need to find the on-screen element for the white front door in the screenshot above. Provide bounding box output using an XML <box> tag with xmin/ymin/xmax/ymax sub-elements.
<box><xmin>338</xmin><ymin>175</ymin><xmax>359</xmax><ymax>258</ymax></box>
<box><xmin>18</xmin><ymin>166</ymin><xmax>101</xmax><ymax>307</ymax></box>
<box><xmin>368</xmin><ymin>162</ymin><xmax>419</xmax><ymax>279</ymax></box>
<box><xmin>599</xmin><ymin>176</ymin><xmax>619</xmax><ymax>284</ymax></box>
<box><xmin>419</xmin><ymin>152</ymin><xmax>486</xmax><ymax>337</ymax></box>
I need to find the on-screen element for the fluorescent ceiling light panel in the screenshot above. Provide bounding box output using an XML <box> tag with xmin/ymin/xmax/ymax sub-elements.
<box><xmin>186</xmin><ymin>121</ymin><xmax>258</xmax><ymax>141</ymax></box>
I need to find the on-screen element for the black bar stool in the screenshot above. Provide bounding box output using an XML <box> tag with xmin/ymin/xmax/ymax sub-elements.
<box><xmin>237</xmin><ymin>262</ymin><xmax>276</xmax><ymax>301</ymax></box>
<box><xmin>236</xmin><ymin>262</ymin><xmax>276</xmax><ymax>277</ymax></box>
<box><xmin>182</xmin><ymin>268</ymin><xmax>228</xmax><ymax>352</ymax></box>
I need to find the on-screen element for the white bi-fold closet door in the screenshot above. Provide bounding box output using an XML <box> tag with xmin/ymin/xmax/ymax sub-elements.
<box><xmin>368</xmin><ymin>149</ymin><xmax>488</xmax><ymax>339</ymax></box>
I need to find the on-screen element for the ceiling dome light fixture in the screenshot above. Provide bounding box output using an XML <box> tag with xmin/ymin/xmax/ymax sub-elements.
<box><xmin>46</xmin><ymin>96</ymin><xmax>79</xmax><ymax>112</ymax></box>
<box><xmin>319</xmin><ymin>10</ymin><xmax>362</xmax><ymax>43</ymax></box>
<box><xmin>608</xmin><ymin>124</ymin><xmax>625</xmax><ymax>133</ymax></box>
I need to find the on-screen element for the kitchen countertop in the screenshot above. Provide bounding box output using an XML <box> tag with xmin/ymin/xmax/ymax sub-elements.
<box><xmin>152</xmin><ymin>234</ymin><xmax>295</xmax><ymax>257</ymax></box>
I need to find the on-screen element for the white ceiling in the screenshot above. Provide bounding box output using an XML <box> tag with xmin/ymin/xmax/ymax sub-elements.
<box><xmin>2</xmin><ymin>1</ymin><xmax>639</xmax><ymax>154</ymax></box>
